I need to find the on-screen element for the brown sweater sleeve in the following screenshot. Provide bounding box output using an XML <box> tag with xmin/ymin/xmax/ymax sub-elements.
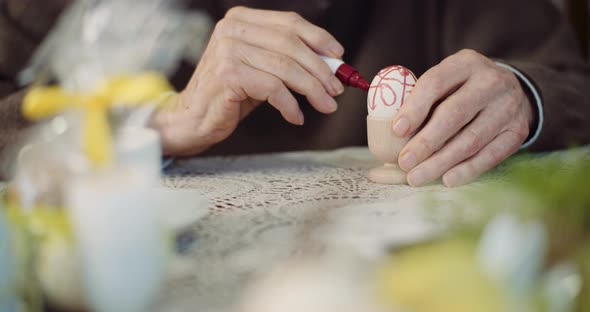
<box><xmin>441</xmin><ymin>0</ymin><xmax>590</xmax><ymax>151</ymax></box>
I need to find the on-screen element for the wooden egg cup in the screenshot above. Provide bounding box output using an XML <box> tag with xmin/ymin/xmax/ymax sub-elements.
<box><xmin>367</xmin><ymin>115</ymin><xmax>409</xmax><ymax>184</ymax></box>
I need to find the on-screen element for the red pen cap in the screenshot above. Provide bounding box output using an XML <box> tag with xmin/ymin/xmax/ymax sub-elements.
<box><xmin>335</xmin><ymin>64</ymin><xmax>370</xmax><ymax>91</ymax></box>
<box><xmin>321</xmin><ymin>56</ymin><xmax>370</xmax><ymax>92</ymax></box>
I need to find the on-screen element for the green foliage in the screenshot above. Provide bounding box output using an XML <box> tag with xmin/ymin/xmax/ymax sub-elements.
<box><xmin>455</xmin><ymin>148</ymin><xmax>590</xmax><ymax>239</ymax></box>
<box><xmin>489</xmin><ymin>150</ymin><xmax>590</xmax><ymax>223</ymax></box>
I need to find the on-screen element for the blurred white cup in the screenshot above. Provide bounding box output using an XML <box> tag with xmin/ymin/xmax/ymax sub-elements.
<box><xmin>114</xmin><ymin>127</ymin><xmax>162</xmax><ymax>183</ymax></box>
<box><xmin>66</xmin><ymin>168</ymin><xmax>167</xmax><ymax>312</ymax></box>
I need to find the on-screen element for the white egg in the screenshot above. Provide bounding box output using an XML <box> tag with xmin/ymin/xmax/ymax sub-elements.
<box><xmin>367</xmin><ymin>65</ymin><xmax>417</xmax><ymax>118</ymax></box>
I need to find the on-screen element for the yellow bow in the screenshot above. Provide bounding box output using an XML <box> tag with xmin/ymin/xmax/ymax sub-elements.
<box><xmin>6</xmin><ymin>202</ymin><xmax>72</xmax><ymax>242</ymax></box>
<box><xmin>22</xmin><ymin>72</ymin><xmax>174</xmax><ymax>166</ymax></box>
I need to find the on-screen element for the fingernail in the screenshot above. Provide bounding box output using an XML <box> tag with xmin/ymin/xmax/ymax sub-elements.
<box><xmin>399</xmin><ymin>151</ymin><xmax>417</xmax><ymax>171</ymax></box>
<box><xmin>331</xmin><ymin>76</ymin><xmax>344</xmax><ymax>95</ymax></box>
<box><xmin>408</xmin><ymin>169</ymin><xmax>427</xmax><ymax>187</ymax></box>
<box><xmin>297</xmin><ymin>111</ymin><xmax>305</xmax><ymax>125</ymax></box>
<box><xmin>393</xmin><ymin>117</ymin><xmax>410</xmax><ymax>136</ymax></box>
<box><xmin>324</xmin><ymin>94</ymin><xmax>338</xmax><ymax>113</ymax></box>
<box><xmin>329</xmin><ymin>43</ymin><xmax>344</xmax><ymax>57</ymax></box>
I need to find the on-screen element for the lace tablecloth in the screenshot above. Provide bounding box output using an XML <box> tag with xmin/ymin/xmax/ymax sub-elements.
<box><xmin>156</xmin><ymin>147</ymin><xmax>465</xmax><ymax>312</ymax></box>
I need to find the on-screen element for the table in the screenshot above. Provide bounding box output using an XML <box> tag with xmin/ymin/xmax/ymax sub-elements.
<box><xmin>155</xmin><ymin>147</ymin><xmax>470</xmax><ymax>312</ymax></box>
<box><xmin>3</xmin><ymin>146</ymin><xmax>585</xmax><ymax>311</ymax></box>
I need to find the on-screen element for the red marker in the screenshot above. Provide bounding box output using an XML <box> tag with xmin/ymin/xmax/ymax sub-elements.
<box><xmin>321</xmin><ymin>56</ymin><xmax>370</xmax><ymax>91</ymax></box>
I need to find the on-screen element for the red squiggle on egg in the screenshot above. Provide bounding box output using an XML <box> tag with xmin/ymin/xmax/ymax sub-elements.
<box><xmin>368</xmin><ymin>66</ymin><xmax>417</xmax><ymax>111</ymax></box>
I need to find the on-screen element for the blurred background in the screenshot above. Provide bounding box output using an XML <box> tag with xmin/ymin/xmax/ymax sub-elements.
<box><xmin>551</xmin><ymin>0</ymin><xmax>589</xmax><ymax>59</ymax></box>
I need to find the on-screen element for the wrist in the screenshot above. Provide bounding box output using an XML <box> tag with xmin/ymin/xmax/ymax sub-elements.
<box><xmin>494</xmin><ymin>62</ymin><xmax>543</xmax><ymax>149</ymax></box>
<box><xmin>149</xmin><ymin>92</ymin><xmax>212</xmax><ymax>156</ymax></box>
<box><xmin>520</xmin><ymin>80</ymin><xmax>537</xmax><ymax>132</ymax></box>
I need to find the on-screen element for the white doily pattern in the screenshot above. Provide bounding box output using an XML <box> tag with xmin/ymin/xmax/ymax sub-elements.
<box><xmin>156</xmin><ymin>148</ymin><xmax>451</xmax><ymax>312</ymax></box>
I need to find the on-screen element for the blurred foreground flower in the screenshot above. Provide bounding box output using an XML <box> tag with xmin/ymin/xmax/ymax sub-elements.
<box><xmin>376</xmin><ymin>237</ymin><xmax>507</xmax><ymax>312</ymax></box>
<box><xmin>0</xmin><ymin>201</ymin><xmax>21</xmax><ymax>311</ymax></box>
<box><xmin>375</xmin><ymin>148</ymin><xmax>590</xmax><ymax>312</ymax></box>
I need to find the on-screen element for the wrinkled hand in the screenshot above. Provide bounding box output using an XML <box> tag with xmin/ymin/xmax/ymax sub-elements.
<box><xmin>393</xmin><ymin>49</ymin><xmax>535</xmax><ymax>187</ymax></box>
<box><xmin>152</xmin><ymin>7</ymin><xmax>344</xmax><ymax>155</ymax></box>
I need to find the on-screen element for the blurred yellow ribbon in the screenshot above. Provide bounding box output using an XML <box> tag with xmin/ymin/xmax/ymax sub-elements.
<box><xmin>22</xmin><ymin>72</ymin><xmax>174</xmax><ymax>166</ymax></box>
<box><xmin>6</xmin><ymin>202</ymin><xmax>72</xmax><ymax>242</ymax></box>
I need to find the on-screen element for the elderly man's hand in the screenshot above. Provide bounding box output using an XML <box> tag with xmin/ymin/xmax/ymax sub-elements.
<box><xmin>393</xmin><ymin>49</ymin><xmax>535</xmax><ymax>187</ymax></box>
<box><xmin>151</xmin><ymin>7</ymin><xmax>344</xmax><ymax>155</ymax></box>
